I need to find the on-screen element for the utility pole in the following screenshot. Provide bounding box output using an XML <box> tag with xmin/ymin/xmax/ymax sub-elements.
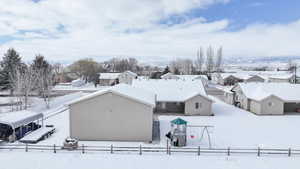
<box><xmin>295</xmin><ymin>64</ymin><xmax>297</xmax><ymax>84</ymax></box>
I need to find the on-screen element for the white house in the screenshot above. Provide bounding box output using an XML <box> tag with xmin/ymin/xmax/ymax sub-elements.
<box><xmin>268</xmin><ymin>74</ymin><xmax>297</xmax><ymax>83</ymax></box>
<box><xmin>232</xmin><ymin>83</ymin><xmax>300</xmax><ymax>115</ymax></box>
<box><xmin>68</xmin><ymin>84</ymin><xmax>155</xmax><ymax>142</ymax></box>
<box><xmin>132</xmin><ymin>79</ymin><xmax>213</xmax><ymax>116</ymax></box>
<box><xmin>99</xmin><ymin>71</ymin><xmax>138</xmax><ymax>86</ymax></box>
<box><xmin>161</xmin><ymin>73</ymin><xmax>209</xmax><ymax>87</ymax></box>
<box><xmin>212</xmin><ymin>73</ymin><xmax>265</xmax><ymax>86</ymax></box>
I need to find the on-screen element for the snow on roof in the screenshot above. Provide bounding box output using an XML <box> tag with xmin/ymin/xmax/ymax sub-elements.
<box><xmin>237</xmin><ymin>83</ymin><xmax>300</xmax><ymax>102</ymax></box>
<box><xmin>68</xmin><ymin>83</ymin><xmax>156</xmax><ymax>107</ymax></box>
<box><xmin>0</xmin><ymin>110</ymin><xmax>43</xmax><ymax>128</ymax></box>
<box><xmin>99</xmin><ymin>73</ymin><xmax>121</xmax><ymax>79</ymax></box>
<box><xmin>220</xmin><ymin>71</ymin><xmax>294</xmax><ymax>81</ymax></box>
<box><xmin>160</xmin><ymin>73</ymin><xmax>179</xmax><ymax>79</ymax></box>
<box><xmin>161</xmin><ymin>73</ymin><xmax>208</xmax><ymax>81</ymax></box>
<box><xmin>220</xmin><ymin>73</ymin><xmax>252</xmax><ymax>80</ymax></box>
<box><xmin>132</xmin><ymin>79</ymin><xmax>211</xmax><ymax>102</ymax></box>
<box><xmin>176</xmin><ymin>75</ymin><xmax>208</xmax><ymax>81</ymax></box>
<box><xmin>268</xmin><ymin>74</ymin><xmax>294</xmax><ymax>80</ymax></box>
<box><xmin>124</xmin><ymin>71</ymin><xmax>137</xmax><ymax>77</ymax></box>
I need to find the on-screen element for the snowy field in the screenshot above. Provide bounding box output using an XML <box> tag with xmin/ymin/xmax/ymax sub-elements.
<box><xmin>1</xmin><ymin>93</ymin><xmax>300</xmax><ymax>169</ymax></box>
<box><xmin>31</xmin><ymin>96</ymin><xmax>300</xmax><ymax>149</ymax></box>
<box><xmin>1</xmin><ymin>152</ymin><xmax>300</xmax><ymax>169</ymax></box>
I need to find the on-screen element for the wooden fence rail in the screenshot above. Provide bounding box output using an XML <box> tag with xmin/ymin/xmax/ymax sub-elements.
<box><xmin>0</xmin><ymin>144</ymin><xmax>300</xmax><ymax>157</ymax></box>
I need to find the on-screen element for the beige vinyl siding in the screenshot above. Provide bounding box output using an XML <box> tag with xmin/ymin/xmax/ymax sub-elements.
<box><xmin>260</xmin><ymin>96</ymin><xmax>284</xmax><ymax>115</ymax></box>
<box><xmin>69</xmin><ymin>92</ymin><xmax>153</xmax><ymax>142</ymax></box>
<box><xmin>249</xmin><ymin>99</ymin><xmax>262</xmax><ymax>114</ymax></box>
<box><xmin>184</xmin><ymin>95</ymin><xmax>213</xmax><ymax>116</ymax></box>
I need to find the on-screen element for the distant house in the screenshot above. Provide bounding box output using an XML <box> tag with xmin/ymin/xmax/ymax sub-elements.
<box><xmin>222</xmin><ymin>87</ymin><xmax>235</xmax><ymax>105</ymax></box>
<box><xmin>213</xmin><ymin>73</ymin><xmax>265</xmax><ymax>86</ymax></box>
<box><xmin>268</xmin><ymin>74</ymin><xmax>297</xmax><ymax>83</ymax></box>
<box><xmin>132</xmin><ymin>79</ymin><xmax>213</xmax><ymax>116</ymax></box>
<box><xmin>118</xmin><ymin>71</ymin><xmax>138</xmax><ymax>85</ymax></box>
<box><xmin>99</xmin><ymin>71</ymin><xmax>137</xmax><ymax>86</ymax></box>
<box><xmin>161</xmin><ymin>73</ymin><xmax>209</xmax><ymax>87</ymax></box>
<box><xmin>231</xmin><ymin>83</ymin><xmax>300</xmax><ymax>115</ymax></box>
<box><xmin>68</xmin><ymin>84</ymin><xmax>155</xmax><ymax>141</ymax></box>
<box><xmin>160</xmin><ymin>72</ymin><xmax>180</xmax><ymax>80</ymax></box>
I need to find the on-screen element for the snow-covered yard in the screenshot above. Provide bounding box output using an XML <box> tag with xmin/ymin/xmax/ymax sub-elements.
<box><xmin>34</xmin><ymin>96</ymin><xmax>300</xmax><ymax>149</ymax></box>
<box><xmin>2</xmin><ymin>94</ymin><xmax>300</xmax><ymax>169</ymax></box>
<box><xmin>1</xmin><ymin>151</ymin><xmax>300</xmax><ymax>169</ymax></box>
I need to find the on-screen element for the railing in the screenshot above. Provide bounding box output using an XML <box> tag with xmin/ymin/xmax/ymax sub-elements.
<box><xmin>0</xmin><ymin>144</ymin><xmax>300</xmax><ymax>157</ymax></box>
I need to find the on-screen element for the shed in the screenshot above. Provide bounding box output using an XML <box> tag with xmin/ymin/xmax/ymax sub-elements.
<box><xmin>68</xmin><ymin>84</ymin><xmax>155</xmax><ymax>142</ymax></box>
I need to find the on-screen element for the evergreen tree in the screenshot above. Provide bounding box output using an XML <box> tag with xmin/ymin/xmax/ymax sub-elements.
<box><xmin>162</xmin><ymin>66</ymin><xmax>170</xmax><ymax>75</ymax></box>
<box><xmin>31</xmin><ymin>55</ymin><xmax>52</xmax><ymax>95</ymax></box>
<box><xmin>173</xmin><ymin>67</ymin><xmax>180</xmax><ymax>75</ymax></box>
<box><xmin>0</xmin><ymin>48</ymin><xmax>23</xmax><ymax>91</ymax></box>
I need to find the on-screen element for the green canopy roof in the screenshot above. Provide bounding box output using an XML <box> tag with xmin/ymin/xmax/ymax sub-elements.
<box><xmin>171</xmin><ymin>118</ymin><xmax>187</xmax><ymax>125</ymax></box>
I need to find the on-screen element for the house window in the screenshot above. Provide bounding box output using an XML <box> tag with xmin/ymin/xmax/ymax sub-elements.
<box><xmin>268</xmin><ymin>102</ymin><xmax>274</xmax><ymax>107</ymax></box>
<box><xmin>195</xmin><ymin>102</ymin><xmax>201</xmax><ymax>109</ymax></box>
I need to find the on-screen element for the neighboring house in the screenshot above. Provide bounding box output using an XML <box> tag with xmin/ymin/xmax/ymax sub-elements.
<box><xmin>268</xmin><ymin>74</ymin><xmax>297</xmax><ymax>83</ymax></box>
<box><xmin>99</xmin><ymin>73</ymin><xmax>121</xmax><ymax>86</ymax></box>
<box><xmin>221</xmin><ymin>87</ymin><xmax>235</xmax><ymax>105</ymax></box>
<box><xmin>160</xmin><ymin>72</ymin><xmax>180</xmax><ymax>80</ymax></box>
<box><xmin>68</xmin><ymin>84</ymin><xmax>155</xmax><ymax>142</ymax></box>
<box><xmin>161</xmin><ymin>73</ymin><xmax>209</xmax><ymax>87</ymax></box>
<box><xmin>213</xmin><ymin>73</ymin><xmax>265</xmax><ymax>86</ymax></box>
<box><xmin>99</xmin><ymin>71</ymin><xmax>138</xmax><ymax>86</ymax></box>
<box><xmin>231</xmin><ymin>83</ymin><xmax>300</xmax><ymax>115</ymax></box>
<box><xmin>132</xmin><ymin>79</ymin><xmax>213</xmax><ymax>116</ymax></box>
<box><xmin>118</xmin><ymin>71</ymin><xmax>138</xmax><ymax>85</ymax></box>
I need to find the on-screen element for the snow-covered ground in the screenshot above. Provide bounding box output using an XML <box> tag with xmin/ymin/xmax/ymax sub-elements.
<box><xmin>34</xmin><ymin>96</ymin><xmax>300</xmax><ymax>149</ymax></box>
<box><xmin>1</xmin><ymin>151</ymin><xmax>299</xmax><ymax>169</ymax></box>
<box><xmin>2</xmin><ymin>93</ymin><xmax>300</xmax><ymax>169</ymax></box>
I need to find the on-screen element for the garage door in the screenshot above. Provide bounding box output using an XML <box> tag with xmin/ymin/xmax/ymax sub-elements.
<box><xmin>284</xmin><ymin>103</ymin><xmax>300</xmax><ymax>113</ymax></box>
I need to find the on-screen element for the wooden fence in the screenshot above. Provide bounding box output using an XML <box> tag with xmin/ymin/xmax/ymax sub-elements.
<box><xmin>0</xmin><ymin>144</ymin><xmax>300</xmax><ymax>157</ymax></box>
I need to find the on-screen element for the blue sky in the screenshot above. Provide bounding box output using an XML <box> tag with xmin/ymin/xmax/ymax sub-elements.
<box><xmin>159</xmin><ymin>0</ymin><xmax>300</xmax><ymax>31</ymax></box>
<box><xmin>0</xmin><ymin>0</ymin><xmax>300</xmax><ymax>62</ymax></box>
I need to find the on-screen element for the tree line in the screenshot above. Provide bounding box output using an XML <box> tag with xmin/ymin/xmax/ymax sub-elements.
<box><xmin>168</xmin><ymin>46</ymin><xmax>223</xmax><ymax>76</ymax></box>
<box><xmin>0</xmin><ymin>48</ymin><xmax>60</xmax><ymax>110</ymax></box>
<box><xmin>0</xmin><ymin>46</ymin><xmax>224</xmax><ymax>109</ymax></box>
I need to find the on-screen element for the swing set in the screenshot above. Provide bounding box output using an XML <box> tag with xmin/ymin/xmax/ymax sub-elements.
<box><xmin>187</xmin><ymin>125</ymin><xmax>214</xmax><ymax>148</ymax></box>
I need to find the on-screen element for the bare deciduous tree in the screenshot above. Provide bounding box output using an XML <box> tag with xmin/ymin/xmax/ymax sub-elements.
<box><xmin>195</xmin><ymin>47</ymin><xmax>204</xmax><ymax>73</ymax></box>
<box><xmin>170</xmin><ymin>58</ymin><xmax>194</xmax><ymax>75</ymax></box>
<box><xmin>10</xmin><ymin>66</ymin><xmax>37</xmax><ymax>110</ymax></box>
<box><xmin>206</xmin><ymin>46</ymin><xmax>215</xmax><ymax>73</ymax></box>
<box><xmin>215</xmin><ymin>47</ymin><xmax>223</xmax><ymax>72</ymax></box>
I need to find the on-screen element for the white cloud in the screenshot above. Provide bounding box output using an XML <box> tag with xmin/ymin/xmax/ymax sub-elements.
<box><xmin>0</xmin><ymin>0</ymin><xmax>299</xmax><ymax>64</ymax></box>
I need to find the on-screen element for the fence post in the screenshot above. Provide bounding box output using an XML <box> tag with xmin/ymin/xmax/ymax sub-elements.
<box><xmin>25</xmin><ymin>144</ymin><xmax>28</xmax><ymax>152</ymax></box>
<box><xmin>198</xmin><ymin>146</ymin><xmax>200</xmax><ymax>156</ymax></box>
<box><xmin>110</xmin><ymin>144</ymin><xmax>113</xmax><ymax>154</ymax></box>
<box><xmin>257</xmin><ymin>147</ymin><xmax>260</xmax><ymax>157</ymax></box>
<box><xmin>288</xmin><ymin>148</ymin><xmax>291</xmax><ymax>157</ymax></box>
<box><xmin>139</xmin><ymin>145</ymin><xmax>142</xmax><ymax>155</ymax></box>
<box><xmin>169</xmin><ymin>146</ymin><xmax>171</xmax><ymax>155</ymax></box>
<box><xmin>82</xmin><ymin>144</ymin><xmax>85</xmax><ymax>154</ymax></box>
<box><xmin>166</xmin><ymin>139</ymin><xmax>169</xmax><ymax>154</ymax></box>
<box><xmin>54</xmin><ymin>144</ymin><xmax>56</xmax><ymax>153</ymax></box>
<box><xmin>227</xmin><ymin>147</ymin><xmax>230</xmax><ymax>156</ymax></box>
